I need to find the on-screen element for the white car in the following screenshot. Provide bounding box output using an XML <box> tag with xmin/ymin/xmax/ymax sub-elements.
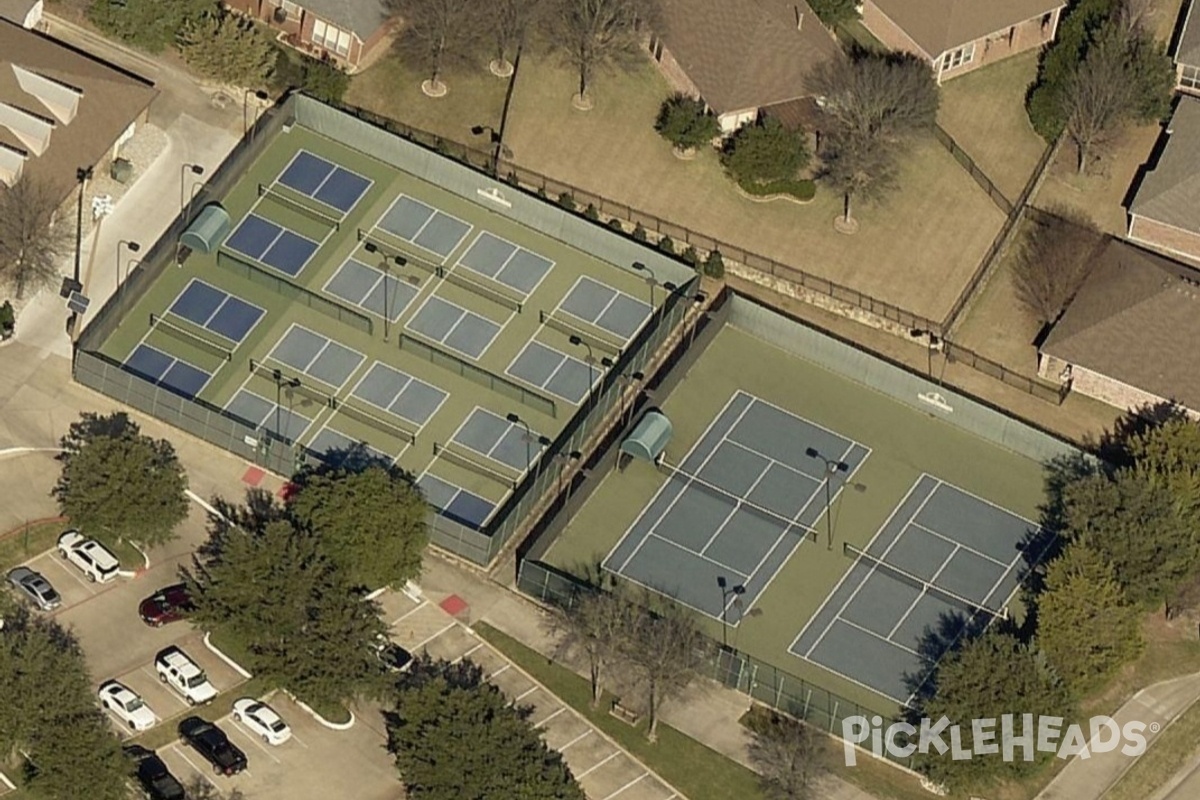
<box><xmin>98</xmin><ymin>680</ymin><xmax>156</xmax><ymax>731</ymax></box>
<box><xmin>232</xmin><ymin>698</ymin><xmax>292</xmax><ymax>745</ymax></box>
<box><xmin>57</xmin><ymin>530</ymin><xmax>120</xmax><ymax>583</ymax></box>
<box><xmin>154</xmin><ymin>647</ymin><xmax>218</xmax><ymax>706</ymax></box>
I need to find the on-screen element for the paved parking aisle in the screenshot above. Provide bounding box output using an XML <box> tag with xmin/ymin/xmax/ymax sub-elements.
<box><xmin>389</xmin><ymin>600</ymin><xmax>682</xmax><ymax>800</ymax></box>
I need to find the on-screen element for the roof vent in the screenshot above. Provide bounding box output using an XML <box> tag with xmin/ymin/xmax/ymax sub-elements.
<box><xmin>795</xmin><ymin>6</ymin><xmax>804</xmax><ymax>30</ymax></box>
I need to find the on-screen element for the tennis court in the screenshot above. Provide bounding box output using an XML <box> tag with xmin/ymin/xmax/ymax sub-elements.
<box><xmin>555</xmin><ymin>276</ymin><xmax>652</xmax><ymax>346</ymax></box>
<box><xmin>275</xmin><ymin>149</ymin><xmax>373</xmax><ymax>215</ymax></box>
<box><xmin>125</xmin><ymin>344</ymin><xmax>213</xmax><ymax>398</ymax></box>
<box><xmin>506</xmin><ymin>340</ymin><xmax>599</xmax><ymax>405</ymax></box>
<box><xmin>603</xmin><ymin>390</ymin><xmax>870</xmax><ymax>620</ymax></box>
<box><xmin>790</xmin><ymin>474</ymin><xmax>1037</xmax><ymax>705</ymax></box>
<box><xmin>374</xmin><ymin>194</ymin><xmax>472</xmax><ymax>260</ymax></box>
<box><xmin>405</xmin><ymin>294</ymin><xmax>506</xmax><ymax>360</ymax></box>
<box><xmin>225</xmin><ymin>213</ymin><xmax>321</xmax><ymax>278</ymax></box>
<box><xmin>261</xmin><ymin>324</ymin><xmax>365</xmax><ymax>390</ymax></box>
<box><xmin>323</xmin><ymin>254</ymin><xmax>420</xmax><ymax>323</ymax></box>
<box><xmin>456</xmin><ymin>231</ymin><xmax>555</xmax><ymax>298</ymax></box>
<box><xmin>166</xmin><ymin>279</ymin><xmax>265</xmax><ymax>344</ymax></box>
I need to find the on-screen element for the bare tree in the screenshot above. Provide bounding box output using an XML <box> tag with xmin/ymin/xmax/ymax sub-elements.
<box><xmin>389</xmin><ymin>0</ymin><xmax>485</xmax><ymax>95</ymax></box>
<box><xmin>623</xmin><ymin>596</ymin><xmax>709</xmax><ymax>741</ymax></box>
<box><xmin>487</xmin><ymin>0</ymin><xmax>548</xmax><ymax>76</ymax></box>
<box><xmin>1011</xmin><ymin>206</ymin><xmax>1103</xmax><ymax>324</ymax></box>
<box><xmin>550</xmin><ymin>0</ymin><xmax>657</xmax><ymax>105</ymax></box>
<box><xmin>0</xmin><ymin>176</ymin><xmax>70</xmax><ymax>300</ymax></box>
<box><xmin>1064</xmin><ymin>29</ymin><xmax>1132</xmax><ymax>175</ymax></box>
<box><xmin>546</xmin><ymin>582</ymin><xmax>638</xmax><ymax>708</ymax></box>
<box><xmin>811</xmin><ymin>50</ymin><xmax>937</xmax><ymax>228</ymax></box>
<box><xmin>748</xmin><ymin>713</ymin><xmax>828</xmax><ymax>800</ymax></box>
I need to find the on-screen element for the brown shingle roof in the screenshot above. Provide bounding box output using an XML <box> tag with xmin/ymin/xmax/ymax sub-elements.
<box><xmin>657</xmin><ymin>0</ymin><xmax>841</xmax><ymax>115</ymax></box>
<box><xmin>1129</xmin><ymin>96</ymin><xmax>1200</xmax><ymax>232</ymax></box>
<box><xmin>0</xmin><ymin>19</ymin><xmax>157</xmax><ymax>200</ymax></box>
<box><xmin>1177</xmin><ymin>0</ymin><xmax>1200</xmax><ymax>66</ymax></box>
<box><xmin>870</xmin><ymin>0</ymin><xmax>1065</xmax><ymax>57</ymax></box>
<box><xmin>0</xmin><ymin>0</ymin><xmax>37</xmax><ymax>26</ymax></box>
<box><xmin>1041</xmin><ymin>239</ymin><xmax>1200</xmax><ymax>411</ymax></box>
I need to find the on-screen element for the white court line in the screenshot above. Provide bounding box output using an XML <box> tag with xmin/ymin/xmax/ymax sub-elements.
<box><xmin>389</xmin><ymin>599</ymin><xmax>428</xmax><ymax>627</ymax></box>
<box><xmin>907</xmin><ymin>520</ymin><xmax>1012</xmax><ymax>568</ymax></box>
<box><xmin>552</xmin><ymin>275</ymin><xmax>651</xmax><ymax>347</ymax></box>
<box><xmin>410</xmin><ymin>621</ymin><xmax>456</xmax><ymax>652</ymax></box>
<box><xmin>731</xmin><ymin>389</ymin><xmax>875</xmax><ymax>468</ymax></box>
<box><xmin>559</xmin><ymin>729</ymin><xmax>591</xmax><ymax>750</ymax></box>
<box><xmin>403</xmin><ymin>293</ymin><xmax>505</xmax><ymax>362</ymax></box>
<box><xmin>697</xmin><ymin>455</ymin><xmax>773</xmax><ymax>557</ymax></box>
<box><xmin>603</xmin><ymin>772</ymin><xmax>649</xmax><ymax>799</ymax></box>
<box><xmin>837</xmin><ymin>616</ymin><xmax>923</xmax><ymax>658</ymax></box>
<box><xmin>646</xmin><ymin>533</ymin><xmax>750</xmax><ymax>575</ymax></box>
<box><xmin>534</xmin><ymin>707</ymin><xmax>565</xmax><ymax>728</ymax></box>
<box><xmin>577</xmin><ymin>751</ymin><xmax>620</xmax><ymax>779</ymax></box>
<box><xmin>450</xmin><ymin>407</ymin><xmax>540</xmax><ymax>480</ymax></box>
<box><xmin>274</xmin><ymin>148</ymin><xmax>376</xmax><ymax>217</ymax></box>
<box><xmin>503</xmin><ymin>339</ymin><xmax>594</xmax><ymax>406</ymax></box>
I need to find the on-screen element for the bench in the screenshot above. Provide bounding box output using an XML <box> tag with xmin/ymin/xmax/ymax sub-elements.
<box><xmin>609</xmin><ymin>700</ymin><xmax>640</xmax><ymax>726</ymax></box>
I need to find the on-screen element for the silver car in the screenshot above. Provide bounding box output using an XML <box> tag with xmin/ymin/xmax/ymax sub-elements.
<box><xmin>6</xmin><ymin>567</ymin><xmax>62</xmax><ymax>611</ymax></box>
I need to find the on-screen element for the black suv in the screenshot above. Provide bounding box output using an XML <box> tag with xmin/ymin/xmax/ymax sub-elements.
<box><xmin>178</xmin><ymin>716</ymin><xmax>247</xmax><ymax>776</ymax></box>
<box><xmin>124</xmin><ymin>745</ymin><xmax>185</xmax><ymax>800</ymax></box>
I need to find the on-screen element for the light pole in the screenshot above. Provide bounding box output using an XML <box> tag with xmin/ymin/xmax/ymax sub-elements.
<box><xmin>73</xmin><ymin>166</ymin><xmax>92</xmax><ymax>284</ymax></box>
<box><xmin>243</xmin><ymin>89</ymin><xmax>269</xmax><ymax>136</ymax></box>
<box><xmin>600</xmin><ymin>357</ymin><xmax>645</xmax><ymax>427</ymax></box>
<box><xmin>806</xmin><ymin>447</ymin><xmax>849</xmax><ymax>550</ymax></box>
<box><xmin>506</xmin><ymin>412</ymin><xmax>533</xmax><ymax>475</ymax></box>
<box><xmin>180</xmin><ymin>163</ymin><xmax>204</xmax><ymax>213</ymax></box>
<box><xmin>568</xmin><ymin>335</ymin><xmax>596</xmax><ymax>409</ymax></box>
<box><xmin>365</xmin><ymin>242</ymin><xmax>406</xmax><ymax>341</ymax></box>
<box><xmin>909</xmin><ymin>328</ymin><xmax>941</xmax><ymax>378</ymax></box>
<box><xmin>556</xmin><ymin>449</ymin><xmax>583</xmax><ymax>510</ymax></box>
<box><xmin>116</xmin><ymin>240</ymin><xmax>140</xmax><ymax>296</ymax></box>
<box><xmin>716</xmin><ymin>577</ymin><xmax>745</xmax><ymax>649</ymax></box>
<box><xmin>535</xmin><ymin>435</ymin><xmax>552</xmax><ymax>482</ymax></box>
<box><xmin>470</xmin><ymin>125</ymin><xmax>514</xmax><ymax>178</ymax></box>
<box><xmin>272</xmin><ymin>369</ymin><xmax>301</xmax><ymax>442</ymax></box>
<box><xmin>631</xmin><ymin>261</ymin><xmax>658</xmax><ymax>307</ymax></box>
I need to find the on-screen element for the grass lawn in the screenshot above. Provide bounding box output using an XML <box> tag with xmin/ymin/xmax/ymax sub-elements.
<box><xmin>0</xmin><ymin>520</ymin><xmax>67</xmax><ymax>572</ymax></box>
<box><xmin>937</xmin><ymin>52</ymin><xmax>1049</xmax><ymax>202</ymax></box>
<box><xmin>1106</xmin><ymin>699</ymin><xmax>1200</xmax><ymax>800</ymax></box>
<box><xmin>503</xmin><ymin>53</ymin><xmax>1003</xmax><ymax>322</ymax></box>
<box><xmin>474</xmin><ymin>622</ymin><xmax>767</xmax><ymax>800</ymax></box>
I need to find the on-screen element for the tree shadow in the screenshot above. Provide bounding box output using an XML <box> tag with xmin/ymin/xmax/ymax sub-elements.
<box><xmin>1090</xmin><ymin>401</ymin><xmax>1188</xmax><ymax>468</ymax></box>
<box><xmin>902</xmin><ymin>609</ymin><xmax>999</xmax><ymax>713</ymax></box>
<box><xmin>292</xmin><ymin>442</ymin><xmax>416</xmax><ymax>486</ymax></box>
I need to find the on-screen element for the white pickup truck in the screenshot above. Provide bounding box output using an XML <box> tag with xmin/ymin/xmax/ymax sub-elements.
<box><xmin>154</xmin><ymin>646</ymin><xmax>218</xmax><ymax>706</ymax></box>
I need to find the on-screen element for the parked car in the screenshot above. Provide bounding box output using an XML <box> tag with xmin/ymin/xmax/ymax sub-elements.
<box><xmin>232</xmin><ymin>698</ymin><xmax>292</xmax><ymax>745</ymax></box>
<box><xmin>371</xmin><ymin>637</ymin><xmax>413</xmax><ymax>673</ymax></box>
<box><xmin>154</xmin><ymin>646</ymin><xmax>217</xmax><ymax>705</ymax></box>
<box><xmin>98</xmin><ymin>680</ymin><xmax>156</xmax><ymax>731</ymax></box>
<box><xmin>57</xmin><ymin>530</ymin><xmax>120</xmax><ymax>583</ymax></box>
<box><xmin>178</xmin><ymin>716</ymin><xmax>247</xmax><ymax>776</ymax></box>
<box><xmin>6</xmin><ymin>566</ymin><xmax>61</xmax><ymax>611</ymax></box>
<box><xmin>124</xmin><ymin>744</ymin><xmax>186</xmax><ymax>800</ymax></box>
<box><xmin>138</xmin><ymin>583</ymin><xmax>194</xmax><ymax>627</ymax></box>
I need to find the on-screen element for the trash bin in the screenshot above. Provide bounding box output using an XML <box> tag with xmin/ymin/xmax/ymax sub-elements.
<box><xmin>110</xmin><ymin>158</ymin><xmax>133</xmax><ymax>183</ymax></box>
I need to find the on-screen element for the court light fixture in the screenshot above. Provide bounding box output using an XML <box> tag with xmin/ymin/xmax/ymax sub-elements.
<box><xmin>806</xmin><ymin>447</ymin><xmax>850</xmax><ymax>551</ymax></box>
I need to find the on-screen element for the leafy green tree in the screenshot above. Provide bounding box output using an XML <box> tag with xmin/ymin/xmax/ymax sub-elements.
<box><xmin>287</xmin><ymin>463</ymin><xmax>428</xmax><ymax>592</ymax></box>
<box><xmin>1036</xmin><ymin>542</ymin><xmax>1143</xmax><ymax>696</ymax></box>
<box><xmin>654</xmin><ymin>93</ymin><xmax>719</xmax><ymax>152</ymax></box>
<box><xmin>299</xmin><ymin>58</ymin><xmax>350</xmax><ymax>103</ymax></box>
<box><xmin>807</xmin><ymin>0</ymin><xmax>857</xmax><ymax>26</ymax></box>
<box><xmin>178</xmin><ymin>10</ymin><xmax>276</xmax><ymax>87</ymax></box>
<box><xmin>1126</xmin><ymin>416</ymin><xmax>1200</xmax><ymax>516</ymax></box>
<box><xmin>917</xmin><ymin>630</ymin><xmax>1073</xmax><ymax>787</ymax></box>
<box><xmin>184</xmin><ymin>490</ymin><xmax>386</xmax><ymax>708</ymax></box>
<box><xmin>53</xmin><ymin>412</ymin><xmax>188</xmax><ymax>548</ymax></box>
<box><xmin>386</xmin><ymin>656</ymin><xmax>585</xmax><ymax>799</ymax></box>
<box><xmin>88</xmin><ymin>0</ymin><xmax>215</xmax><ymax>53</ymax></box>
<box><xmin>720</xmin><ymin>117</ymin><xmax>809</xmax><ymax>187</ymax></box>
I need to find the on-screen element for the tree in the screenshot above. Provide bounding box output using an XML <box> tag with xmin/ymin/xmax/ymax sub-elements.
<box><xmin>547</xmin><ymin>585</ymin><xmax>638</xmax><ymax>708</ymax></box>
<box><xmin>299</xmin><ymin>58</ymin><xmax>350</xmax><ymax>104</ymax></box>
<box><xmin>720</xmin><ymin>117</ymin><xmax>810</xmax><ymax>187</ymax></box>
<box><xmin>623</xmin><ymin>598</ymin><xmax>709</xmax><ymax>740</ymax></box>
<box><xmin>654</xmin><ymin>93</ymin><xmax>720</xmax><ymax>153</ymax></box>
<box><xmin>183</xmin><ymin>490</ymin><xmax>387</xmax><ymax>708</ymax></box>
<box><xmin>1063</xmin><ymin>26</ymin><xmax>1134</xmax><ymax>174</ymax></box>
<box><xmin>53</xmin><ymin>412</ymin><xmax>189</xmax><ymax>549</ymax></box>
<box><xmin>88</xmin><ymin>0</ymin><xmax>215</xmax><ymax>53</ymax></box>
<box><xmin>550</xmin><ymin>0</ymin><xmax>658</xmax><ymax>104</ymax></box>
<box><xmin>0</xmin><ymin>176</ymin><xmax>72</xmax><ymax>300</ymax></box>
<box><xmin>1010</xmin><ymin>206</ymin><xmax>1103</xmax><ymax>324</ymax></box>
<box><xmin>1128</xmin><ymin>416</ymin><xmax>1200</xmax><ymax>517</ymax></box>
<box><xmin>178</xmin><ymin>10</ymin><xmax>275</xmax><ymax>88</ymax></box>
<box><xmin>287</xmin><ymin>463</ymin><xmax>428</xmax><ymax>592</ymax></box>
<box><xmin>812</xmin><ymin>50</ymin><xmax>938</xmax><ymax>226</ymax></box>
<box><xmin>386</xmin><ymin>656</ymin><xmax>585</xmax><ymax>799</ymax></box>
<box><xmin>747</xmin><ymin>712</ymin><xmax>827</xmax><ymax>800</ymax></box>
<box><xmin>916</xmin><ymin>630</ymin><xmax>1073</xmax><ymax>787</ymax></box>
<box><xmin>389</xmin><ymin>0</ymin><xmax>485</xmax><ymax>94</ymax></box>
<box><xmin>487</xmin><ymin>0</ymin><xmax>548</xmax><ymax>74</ymax></box>
<box><xmin>1035</xmin><ymin>542</ymin><xmax>1143</xmax><ymax>696</ymax></box>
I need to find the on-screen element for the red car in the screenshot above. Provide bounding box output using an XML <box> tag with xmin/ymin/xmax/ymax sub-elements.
<box><xmin>138</xmin><ymin>584</ymin><xmax>194</xmax><ymax>627</ymax></box>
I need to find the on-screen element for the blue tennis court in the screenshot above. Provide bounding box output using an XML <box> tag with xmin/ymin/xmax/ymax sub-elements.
<box><xmin>348</xmin><ymin>362</ymin><xmax>448</xmax><ymax>428</ymax></box>
<box><xmin>406</xmin><ymin>295</ymin><xmax>502</xmax><ymax>360</ymax></box>
<box><xmin>306</xmin><ymin>426</ymin><xmax>396</xmax><ymax>466</ymax></box>
<box><xmin>277</xmin><ymin>150</ymin><xmax>372</xmax><ymax>215</ymax></box>
<box><xmin>225</xmin><ymin>214</ymin><xmax>319</xmax><ymax>278</ymax></box>
<box><xmin>125</xmin><ymin>344</ymin><xmax>211</xmax><ymax>399</ymax></box>
<box><xmin>451</xmin><ymin>407</ymin><xmax>544</xmax><ymax>475</ymax></box>
<box><xmin>417</xmin><ymin>472</ymin><xmax>496</xmax><ymax>530</ymax></box>
<box><xmin>557</xmin><ymin>276</ymin><xmax>652</xmax><ymax>345</ymax></box>
<box><xmin>374</xmin><ymin>195</ymin><xmax>472</xmax><ymax>260</ymax></box>
<box><xmin>323</xmin><ymin>257</ymin><xmax>419</xmax><ymax>323</ymax></box>
<box><xmin>167</xmin><ymin>279</ymin><xmax>265</xmax><ymax>343</ymax></box>
<box><xmin>226</xmin><ymin>388</ymin><xmax>315</xmax><ymax>442</ymax></box>
<box><xmin>506</xmin><ymin>340</ymin><xmax>598</xmax><ymax>405</ymax></box>
<box><xmin>456</xmin><ymin>232</ymin><xmax>555</xmax><ymax>299</ymax></box>
<box><xmin>265</xmin><ymin>324</ymin><xmax>365</xmax><ymax>389</ymax></box>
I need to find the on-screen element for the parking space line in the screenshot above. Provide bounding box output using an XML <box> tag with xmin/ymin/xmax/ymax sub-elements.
<box><xmin>228</xmin><ymin>720</ymin><xmax>282</xmax><ymax>763</ymax></box>
<box><xmin>534</xmin><ymin>707</ymin><xmax>565</xmax><ymax>727</ymax></box>
<box><xmin>486</xmin><ymin>664</ymin><xmax>510</xmax><ymax>680</ymax></box>
<box><xmin>389</xmin><ymin>600</ymin><xmax>428</xmax><ymax>627</ymax></box>
<box><xmin>560</xmin><ymin>730</ymin><xmax>591</xmax><ymax>751</ymax></box>
<box><xmin>170</xmin><ymin>745</ymin><xmax>223</xmax><ymax>789</ymax></box>
<box><xmin>513</xmin><ymin>686</ymin><xmax>538</xmax><ymax>701</ymax></box>
<box><xmin>603</xmin><ymin>772</ymin><xmax>649</xmax><ymax>799</ymax></box>
<box><xmin>451</xmin><ymin>643</ymin><xmax>484</xmax><ymax>664</ymax></box>
<box><xmin>576</xmin><ymin>751</ymin><xmax>619</xmax><ymax>779</ymax></box>
<box><xmin>289</xmin><ymin>731</ymin><xmax>309</xmax><ymax>749</ymax></box>
<box><xmin>142</xmin><ymin>667</ymin><xmax>191</xmax><ymax>709</ymax></box>
<box><xmin>410</xmin><ymin>621</ymin><xmax>456</xmax><ymax>651</ymax></box>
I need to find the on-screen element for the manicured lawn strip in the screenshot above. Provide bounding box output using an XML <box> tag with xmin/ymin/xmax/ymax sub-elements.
<box><xmin>1106</xmin><ymin>698</ymin><xmax>1200</xmax><ymax>800</ymax></box>
<box><xmin>0</xmin><ymin>521</ymin><xmax>67</xmax><ymax>572</ymax></box>
<box><xmin>473</xmin><ymin>622</ymin><xmax>765</xmax><ymax>800</ymax></box>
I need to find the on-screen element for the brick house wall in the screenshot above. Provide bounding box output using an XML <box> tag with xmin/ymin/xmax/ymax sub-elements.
<box><xmin>1037</xmin><ymin>354</ymin><xmax>1200</xmax><ymax>418</ymax></box>
<box><xmin>1128</xmin><ymin>215</ymin><xmax>1200</xmax><ymax>265</ymax></box>
<box><xmin>225</xmin><ymin>0</ymin><xmax>373</xmax><ymax>71</ymax></box>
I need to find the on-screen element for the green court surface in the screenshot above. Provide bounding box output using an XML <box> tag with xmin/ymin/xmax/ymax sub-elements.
<box><xmin>94</xmin><ymin>125</ymin><xmax>662</xmax><ymax>532</ymax></box>
<box><xmin>542</xmin><ymin>320</ymin><xmax>1049</xmax><ymax>717</ymax></box>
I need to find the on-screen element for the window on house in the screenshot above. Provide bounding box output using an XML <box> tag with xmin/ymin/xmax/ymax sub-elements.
<box><xmin>1182</xmin><ymin>65</ymin><xmax>1200</xmax><ymax>91</ymax></box>
<box><xmin>941</xmin><ymin>43</ymin><xmax>975</xmax><ymax>72</ymax></box>
<box><xmin>281</xmin><ymin>0</ymin><xmax>301</xmax><ymax>16</ymax></box>
<box><xmin>312</xmin><ymin>19</ymin><xmax>352</xmax><ymax>56</ymax></box>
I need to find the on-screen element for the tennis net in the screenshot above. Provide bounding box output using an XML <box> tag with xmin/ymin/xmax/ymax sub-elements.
<box><xmin>442</xmin><ymin>267</ymin><xmax>522</xmax><ymax>313</ymax></box>
<box><xmin>434</xmin><ymin>441</ymin><xmax>518</xmax><ymax>490</ymax></box>
<box><xmin>248</xmin><ymin>359</ymin><xmax>335</xmax><ymax>409</ymax></box>
<box><xmin>355</xmin><ymin>230</ymin><xmax>442</xmax><ymax>277</ymax></box>
<box><xmin>149</xmin><ymin>313</ymin><xmax>232</xmax><ymax>362</ymax></box>
<box><xmin>657</xmin><ymin>458</ymin><xmax>818</xmax><ymax>544</ymax></box>
<box><xmin>333</xmin><ymin>398</ymin><xmax>417</xmax><ymax>446</ymax></box>
<box><xmin>539</xmin><ymin>310</ymin><xmax>621</xmax><ymax>355</ymax></box>
<box><xmin>843</xmin><ymin>542</ymin><xmax>1008</xmax><ymax>622</ymax></box>
<box><xmin>259</xmin><ymin>184</ymin><xmax>340</xmax><ymax>230</ymax></box>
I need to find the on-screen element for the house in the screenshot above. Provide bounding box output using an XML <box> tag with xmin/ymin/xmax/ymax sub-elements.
<box><xmin>1174</xmin><ymin>0</ymin><xmax>1200</xmax><ymax>95</ymax></box>
<box><xmin>0</xmin><ymin>0</ymin><xmax>42</xmax><ymax>29</ymax></box>
<box><xmin>647</xmin><ymin>0</ymin><xmax>841</xmax><ymax>133</ymax></box>
<box><xmin>0</xmin><ymin>19</ymin><xmax>158</xmax><ymax>196</ymax></box>
<box><xmin>1127</xmin><ymin>96</ymin><xmax>1200</xmax><ymax>264</ymax></box>
<box><xmin>862</xmin><ymin>0</ymin><xmax>1065</xmax><ymax>83</ymax></box>
<box><xmin>1037</xmin><ymin>238</ymin><xmax>1200</xmax><ymax>418</ymax></box>
<box><xmin>225</xmin><ymin>0</ymin><xmax>391</xmax><ymax>73</ymax></box>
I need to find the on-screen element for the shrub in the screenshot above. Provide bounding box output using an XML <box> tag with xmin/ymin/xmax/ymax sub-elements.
<box><xmin>505</xmin><ymin>172</ymin><xmax>520</xmax><ymax>187</ymax></box>
<box><xmin>558</xmin><ymin>192</ymin><xmax>577</xmax><ymax>211</ymax></box>
<box><xmin>738</xmin><ymin>177</ymin><xmax>816</xmax><ymax>202</ymax></box>
<box><xmin>703</xmin><ymin>250</ymin><xmax>725</xmax><ymax>279</ymax></box>
<box><xmin>584</xmin><ymin>203</ymin><xmax>600</xmax><ymax>221</ymax></box>
<box><xmin>269</xmin><ymin>44</ymin><xmax>306</xmax><ymax>93</ymax></box>
<box><xmin>632</xmin><ymin>223</ymin><xmax>648</xmax><ymax>242</ymax></box>
<box><xmin>681</xmin><ymin>246</ymin><xmax>699</xmax><ymax>267</ymax></box>
<box><xmin>654</xmin><ymin>93</ymin><xmax>720</xmax><ymax>151</ymax></box>
<box><xmin>808</xmin><ymin>0</ymin><xmax>858</xmax><ymax>26</ymax></box>
<box><xmin>721</xmin><ymin>117</ymin><xmax>810</xmax><ymax>186</ymax></box>
<box><xmin>0</xmin><ymin>300</ymin><xmax>14</xmax><ymax>334</ymax></box>
<box><xmin>178</xmin><ymin>10</ymin><xmax>275</xmax><ymax>87</ymax></box>
<box><xmin>88</xmin><ymin>0</ymin><xmax>212</xmax><ymax>54</ymax></box>
<box><xmin>658</xmin><ymin>235</ymin><xmax>676</xmax><ymax>255</ymax></box>
<box><xmin>299</xmin><ymin>57</ymin><xmax>350</xmax><ymax>103</ymax></box>
<box><xmin>607</xmin><ymin>217</ymin><xmax>626</xmax><ymax>232</ymax></box>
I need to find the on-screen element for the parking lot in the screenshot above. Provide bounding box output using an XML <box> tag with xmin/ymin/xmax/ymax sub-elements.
<box><xmin>385</xmin><ymin>593</ymin><xmax>682</xmax><ymax>800</ymax></box>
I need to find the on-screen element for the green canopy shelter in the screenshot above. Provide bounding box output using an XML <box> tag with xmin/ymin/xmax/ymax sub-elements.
<box><xmin>619</xmin><ymin>410</ymin><xmax>673</xmax><ymax>463</ymax></box>
<box><xmin>180</xmin><ymin>204</ymin><xmax>231</xmax><ymax>254</ymax></box>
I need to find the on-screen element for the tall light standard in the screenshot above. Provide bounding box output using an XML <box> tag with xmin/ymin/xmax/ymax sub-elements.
<box><xmin>116</xmin><ymin>240</ymin><xmax>140</xmax><ymax>296</ymax></box>
<box><xmin>272</xmin><ymin>369</ymin><xmax>301</xmax><ymax>442</ymax></box>
<box><xmin>568</xmin><ymin>335</ymin><xmax>596</xmax><ymax>409</ymax></box>
<box><xmin>470</xmin><ymin>125</ymin><xmax>514</xmax><ymax>178</ymax></box>
<box><xmin>364</xmin><ymin>242</ymin><xmax>406</xmax><ymax>341</ymax></box>
<box><xmin>631</xmin><ymin>261</ymin><xmax>658</xmax><ymax>307</ymax></box>
<box><xmin>505</xmin><ymin>412</ymin><xmax>533</xmax><ymax>475</ymax></box>
<box><xmin>716</xmin><ymin>576</ymin><xmax>745</xmax><ymax>649</ymax></box>
<box><xmin>910</xmin><ymin>328</ymin><xmax>941</xmax><ymax>378</ymax></box>
<box><xmin>180</xmin><ymin>163</ymin><xmax>204</xmax><ymax>213</ymax></box>
<box><xmin>555</xmin><ymin>449</ymin><xmax>584</xmax><ymax>511</ymax></box>
<box><xmin>600</xmin><ymin>357</ymin><xmax>644</xmax><ymax>427</ymax></box>
<box><xmin>806</xmin><ymin>447</ymin><xmax>849</xmax><ymax>550</ymax></box>
<box><xmin>243</xmin><ymin>89</ymin><xmax>269</xmax><ymax>136</ymax></box>
<box><xmin>664</xmin><ymin>282</ymin><xmax>708</xmax><ymax>347</ymax></box>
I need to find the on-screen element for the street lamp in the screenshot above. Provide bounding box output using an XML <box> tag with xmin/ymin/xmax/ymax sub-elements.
<box><xmin>272</xmin><ymin>369</ymin><xmax>301</xmax><ymax>442</ymax></box>
<box><xmin>806</xmin><ymin>447</ymin><xmax>850</xmax><ymax>550</ymax></box>
<box><xmin>910</xmin><ymin>328</ymin><xmax>942</xmax><ymax>378</ymax></box>
<box><xmin>180</xmin><ymin>163</ymin><xmax>204</xmax><ymax>213</ymax></box>
<box><xmin>116</xmin><ymin>240</ymin><xmax>140</xmax><ymax>296</ymax></box>
<box><xmin>555</xmin><ymin>449</ymin><xmax>584</xmax><ymax>510</ymax></box>
<box><xmin>243</xmin><ymin>89</ymin><xmax>270</xmax><ymax>136</ymax></box>
<box><xmin>716</xmin><ymin>576</ymin><xmax>745</xmax><ymax>649</ymax></box>
<box><xmin>505</xmin><ymin>412</ymin><xmax>533</xmax><ymax>475</ymax></box>
<box><xmin>470</xmin><ymin>124</ymin><xmax>514</xmax><ymax>178</ymax></box>
<box><xmin>631</xmin><ymin>261</ymin><xmax>658</xmax><ymax>307</ymax></box>
<box><xmin>73</xmin><ymin>166</ymin><xmax>93</xmax><ymax>284</ymax></box>
<box><xmin>365</xmin><ymin>242</ymin><xmax>406</xmax><ymax>341</ymax></box>
<box><xmin>535</xmin><ymin>435</ymin><xmax>552</xmax><ymax>482</ymax></box>
<box><xmin>568</xmin><ymin>335</ymin><xmax>596</xmax><ymax>408</ymax></box>
<box><xmin>600</xmin><ymin>357</ymin><xmax>645</xmax><ymax>427</ymax></box>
